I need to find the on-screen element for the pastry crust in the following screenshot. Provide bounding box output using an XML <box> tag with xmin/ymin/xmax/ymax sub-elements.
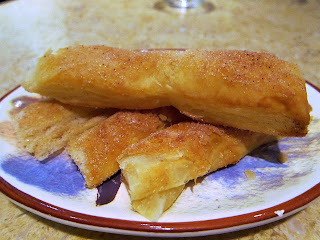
<box><xmin>12</xmin><ymin>99</ymin><xmax>111</xmax><ymax>160</ymax></box>
<box><xmin>118</xmin><ymin>122</ymin><xmax>276</xmax><ymax>220</ymax></box>
<box><xmin>23</xmin><ymin>45</ymin><xmax>311</xmax><ymax>136</ymax></box>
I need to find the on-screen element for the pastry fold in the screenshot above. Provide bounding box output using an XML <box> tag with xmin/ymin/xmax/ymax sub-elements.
<box><xmin>23</xmin><ymin>45</ymin><xmax>311</xmax><ymax>136</ymax></box>
<box><xmin>118</xmin><ymin>122</ymin><xmax>275</xmax><ymax>221</ymax></box>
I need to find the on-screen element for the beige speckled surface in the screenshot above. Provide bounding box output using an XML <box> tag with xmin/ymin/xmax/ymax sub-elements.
<box><xmin>0</xmin><ymin>0</ymin><xmax>319</xmax><ymax>239</ymax></box>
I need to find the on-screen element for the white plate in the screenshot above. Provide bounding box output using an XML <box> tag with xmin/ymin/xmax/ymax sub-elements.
<box><xmin>0</xmin><ymin>84</ymin><xmax>320</xmax><ymax>237</ymax></box>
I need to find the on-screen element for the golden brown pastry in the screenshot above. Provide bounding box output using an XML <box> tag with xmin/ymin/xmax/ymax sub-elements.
<box><xmin>12</xmin><ymin>99</ymin><xmax>112</xmax><ymax>160</ymax></box>
<box><xmin>67</xmin><ymin>109</ymin><xmax>183</xmax><ymax>188</ymax></box>
<box><xmin>23</xmin><ymin>45</ymin><xmax>310</xmax><ymax>136</ymax></box>
<box><xmin>118</xmin><ymin>122</ymin><xmax>276</xmax><ymax>221</ymax></box>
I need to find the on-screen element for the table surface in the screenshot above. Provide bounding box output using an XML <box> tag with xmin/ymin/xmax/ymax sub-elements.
<box><xmin>0</xmin><ymin>0</ymin><xmax>319</xmax><ymax>239</ymax></box>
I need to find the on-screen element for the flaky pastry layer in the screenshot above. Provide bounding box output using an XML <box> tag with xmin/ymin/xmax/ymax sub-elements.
<box><xmin>118</xmin><ymin>122</ymin><xmax>276</xmax><ymax>220</ymax></box>
<box><xmin>13</xmin><ymin>99</ymin><xmax>111</xmax><ymax>160</ymax></box>
<box><xmin>23</xmin><ymin>45</ymin><xmax>311</xmax><ymax>136</ymax></box>
<box><xmin>67</xmin><ymin>111</ymin><xmax>168</xmax><ymax>188</ymax></box>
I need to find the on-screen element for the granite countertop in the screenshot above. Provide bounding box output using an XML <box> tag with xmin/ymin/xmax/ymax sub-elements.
<box><xmin>0</xmin><ymin>0</ymin><xmax>319</xmax><ymax>239</ymax></box>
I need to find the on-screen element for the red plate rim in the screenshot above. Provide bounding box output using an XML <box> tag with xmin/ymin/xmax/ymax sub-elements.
<box><xmin>0</xmin><ymin>82</ymin><xmax>319</xmax><ymax>234</ymax></box>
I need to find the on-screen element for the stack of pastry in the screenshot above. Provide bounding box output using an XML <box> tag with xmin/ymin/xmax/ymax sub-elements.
<box><xmin>14</xmin><ymin>45</ymin><xmax>310</xmax><ymax>221</ymax></box>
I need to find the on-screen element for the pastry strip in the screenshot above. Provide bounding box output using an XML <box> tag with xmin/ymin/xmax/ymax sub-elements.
<box><xmin>118</xmin><ymin>122</ymin><xmax>276</xmax><ymax>221</ymax></box>
<box><xmin>12</xmin><ymin>99</ymin><xmax>112</xmax><ymax>160</ymax></box>
<box><xmin>23</xmin><ymin>45</ymin><xmax>310</xmax><ymax>136</ymax></box>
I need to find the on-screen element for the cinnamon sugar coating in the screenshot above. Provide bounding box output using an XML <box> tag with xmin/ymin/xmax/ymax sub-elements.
<box><xmin>23</xmin><ymin>46</ymin><xmax>311</xmax><ymax>136</ymax></box>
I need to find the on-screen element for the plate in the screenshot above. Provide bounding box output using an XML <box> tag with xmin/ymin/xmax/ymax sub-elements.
<box><xmin>0</xmin><ymin>84</ymin><xmax>320</xmax><ymax>237</ymax></box>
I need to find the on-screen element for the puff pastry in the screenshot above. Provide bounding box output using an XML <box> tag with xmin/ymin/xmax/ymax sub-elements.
<box><xmin>23</xmin><ymin>45</ymin><xmax>310</xmax><ymax>136</ymax></box>
<box><xmin>118</xmin><ymin>122</ymin><xmax>275</xmax><ymax>220</ymax></box>
<box><xmin>67</xmin><ymin>110</ymin><xmax>178</xmax><ymax>188</ymax></box>
<box><xmin>13</xmin><ymin>99</ymin><xmax>112</xmax><ymax>160</ymax></box>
